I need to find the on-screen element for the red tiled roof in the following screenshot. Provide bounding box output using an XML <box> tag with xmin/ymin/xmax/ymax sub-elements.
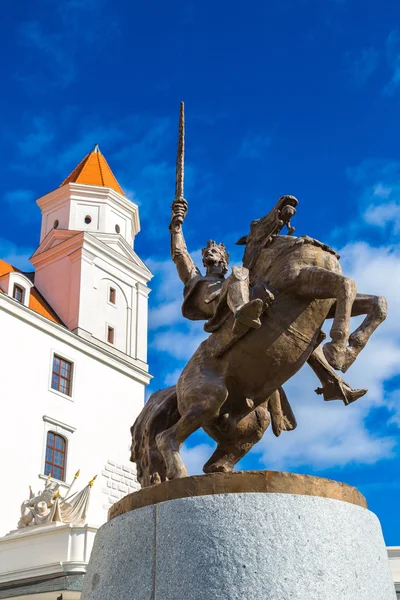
<box><xmin>60</xmin><ymin>144</ymin><xmax>125</xmax><ymax>196</ymax></box>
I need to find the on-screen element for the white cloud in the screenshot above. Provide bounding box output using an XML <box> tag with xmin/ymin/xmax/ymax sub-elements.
<box><xmin>181</xmin><ymin>442</ymin><xmax>216</xmax><ymax>476</ymax></box>
<box><xmin>148</xmin><ymin>250</ymin><xmax>204</xmax><ymax>333</ymax></box>
<box><xmin>345</xmin><ymin>159</ymin><xmax>400</xmax><ymax>237</ymax></box>
<box><xmin>340</xmin><ymin>242</ymin><xmax>400</xmax><ymax>336</ymax></box>
<box><xmin>164</xmin><ymin>368</ymin><xmax>182</xmax><ymax>387</ymax></box>
<box><xmin>151</xmin><ymin>324</ymin><xmax>207</xmax><ymax>361</ymax></box>
<box><xmin>364</xmin><ymin>202</ymin><xmax>400</xmax><ymax>232</ymax></box>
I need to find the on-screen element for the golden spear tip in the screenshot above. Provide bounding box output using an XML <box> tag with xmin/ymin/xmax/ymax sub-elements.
<box><xmin>88</xmin><ymin>475</ymin><xmax>98</xmax><ymax>487</ymax></box>
<box><xmin>29</xmin><ymin>485</ymin><xmax>32</xmax><ymax>490</ymax></box>
<box><xmin>54</xmin><ymin>491</ymin><xmax>61</xmax><ymax>499</ymax></box>
<box><xmin>74</xmin><ymin>469</ymin><xmax>80</xmax><ymax>479</ymax></box>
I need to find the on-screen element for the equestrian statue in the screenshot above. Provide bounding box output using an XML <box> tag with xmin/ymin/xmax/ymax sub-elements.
<box><xmin>130</xmin><ymin>103</ymin><xmax>387</xmax><ymax>487</ymax></box>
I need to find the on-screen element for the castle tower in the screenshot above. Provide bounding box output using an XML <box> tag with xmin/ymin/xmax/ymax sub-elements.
<box><xmin>31</xmin><ymin>144</ymin><xmax>151</xmax><ymax>363</ymax></box>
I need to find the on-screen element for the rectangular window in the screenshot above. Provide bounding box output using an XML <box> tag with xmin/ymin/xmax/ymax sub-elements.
<box><xmin>109</xmin><ymin>287</ymin><xmax>116</xmax><ymax>304</ymax></box>
<box><xmin>13</xmin><ymin>284</ymin><xmax>24</xmax><ymax>303</ymax></box>
<box><xmin>107</xmin><ymin>326</ymin><xmax>115</xmax><ymax>344</ymax></box>
<box><xmin>44</xmin><ymin>431</ymin><xmax>66</xmax><ymax>481</ymax></box>
<box><xmin>51</xmin><ymin>355</ymin><xmax>72</xmax><ymax>396</ymax></box>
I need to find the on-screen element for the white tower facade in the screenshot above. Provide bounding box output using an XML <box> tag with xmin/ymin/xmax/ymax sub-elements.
<box><xmin>0</xmin><ymin>145</ymin><xmax>152</xmax><ymax>596</ymax></box>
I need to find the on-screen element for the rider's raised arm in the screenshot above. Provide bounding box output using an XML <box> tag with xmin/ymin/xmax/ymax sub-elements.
<box><xmin>169</xmin><ymin>198</ymin><xmax>201</xmax><ymax>285</ymax></box>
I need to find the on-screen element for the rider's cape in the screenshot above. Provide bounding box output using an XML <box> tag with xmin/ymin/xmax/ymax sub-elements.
<box><xmin>182</xmin><ymin>275</ymin><xmax>230</xmax><ymax>333</ymax></box>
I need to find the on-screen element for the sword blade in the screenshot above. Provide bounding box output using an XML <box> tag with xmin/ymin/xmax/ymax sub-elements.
<box><xmin>175</xmin><ymin>101</ymin><xmax>185</xmax><ymax>199</ymax></box>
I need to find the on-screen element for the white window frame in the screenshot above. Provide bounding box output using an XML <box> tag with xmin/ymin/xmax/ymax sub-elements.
<box><xmin>12</xmin><ymin>283</ymin><xmax>25</xmax><ymax>304</ymax></box>
<box><xmin>106</xmin><ymin>323</ymin><xmax>116</xmax><ymax>345</ymax></box>
<box><xmin>48</xmin><ymin>349</ymin><xmax>75</xmax><ymax>401</ymax></box>
<box><xmin>107</xmin><ymin>284</ymin><xmax>117</xmax><ymax>308</ymax></box>
<box><xmin>39</xmin><ymin>415</ymin><xmax>76</xmax><ymax>489</ymax></box>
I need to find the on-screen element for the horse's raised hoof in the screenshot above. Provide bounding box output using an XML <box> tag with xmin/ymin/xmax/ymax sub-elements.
<box><xmin>203</xmin><ymin>462</ymin><xmax>232</xmax><ymax>474</ymax></box>
<box><xmin>341</xmin><ymin>346</ymin><xmax>361</xmax><ymax>373</ymax></box>
<box><xmin>322</xmin><ymin>341</ymin><xmax>345</xmax><ymax>371</ymax></box>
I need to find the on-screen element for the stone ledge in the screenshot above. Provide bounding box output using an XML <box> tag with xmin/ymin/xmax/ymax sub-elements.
<box><xmin>108</xmin><ymin>470</ymin><xmax>366</xmax><ymax>520</ymax></box>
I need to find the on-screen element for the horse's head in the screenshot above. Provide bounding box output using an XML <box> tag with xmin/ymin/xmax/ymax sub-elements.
<box><xmin>237</xmin><ymin>195</ymin><xmax>298</xmax><ymax>268</ymax></box>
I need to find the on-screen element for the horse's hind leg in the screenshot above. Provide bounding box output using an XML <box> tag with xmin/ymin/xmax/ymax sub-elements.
<box><xmin>156</xmin><ymin>376</ymin><xmax>228</xmax><ymax>480</ymax></box>
<box><xmin>203</xmin><ymin>403</ymin><xmax>271</xmax><ymax>473</ymax></box>
<box><xmin>289</xmin><ymin>266</ymin><xmax>356</xmax><ymax>370</ymax></box>
<box><xmin>340</xmin><ymin>294</ymin><xmax>387</xmax><ymax>372</ymax></box>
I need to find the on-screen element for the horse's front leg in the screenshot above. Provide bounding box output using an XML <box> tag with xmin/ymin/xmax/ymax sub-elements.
<box><xmin>156</xmin><ymin>367</ymin><xmax>228</xmax><ymax>480</ymax></box>
<box><xmin>288</xmin><ymin>266</ymin><xmax>357</xmax><ymax>370</ymax></box>
<box><xmin>338</xmin><ymin>293</ymin><xmax>387</xmax><ymax>372</ymax></box>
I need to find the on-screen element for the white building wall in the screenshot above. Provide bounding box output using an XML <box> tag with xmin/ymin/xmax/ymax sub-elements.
<box><xmin>0</xmin><ymin>299</ymin><xmax>147</xmax><ymax>537</ymax></box>
<box><xmin>41</xmin><ymin>202</ymin><xmax>71</xmax><ymax>239</ymax></box>
<box><xmin>77</xmin><ymin>253</ymin><xmax>140</xmax><ymax>355</ymax></box>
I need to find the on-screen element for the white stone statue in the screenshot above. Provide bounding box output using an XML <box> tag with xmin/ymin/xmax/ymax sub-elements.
<box><xmin>17</xmin><ymin>471</ymin><xmax>96</xmax><ymax>530</ymax></box>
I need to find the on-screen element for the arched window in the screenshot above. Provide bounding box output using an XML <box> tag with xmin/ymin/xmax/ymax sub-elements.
<box><xmin>44</xmin><ymin>431</ymin><xmax>66</xmax><ymax>481</ymax></box>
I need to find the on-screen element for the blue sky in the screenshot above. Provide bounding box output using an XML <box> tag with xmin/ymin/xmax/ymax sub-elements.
<box><xmin>1</xmin><ymin>0</ymin><xmax>400</xmax><ymax>543</ymax></box>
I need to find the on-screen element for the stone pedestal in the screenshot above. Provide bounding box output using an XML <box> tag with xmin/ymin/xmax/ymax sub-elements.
<box><xmin>81</xmin><ymin>471</ymin><xmax>396</xmax><ymax>600</ymax></box>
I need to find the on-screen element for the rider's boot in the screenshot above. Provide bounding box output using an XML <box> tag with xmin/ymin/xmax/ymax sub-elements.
<box><xmin>233</xmin><ymin>298</ymin><xmax>263</xmax><ymax>336</ymax></box>
<box><xmin>307</xmin><ymin>346</ymin><xmax>367</xmax><ymax>406</ymax></box>
<box><xmin>225</xmin><ymin>266</ymin><xmax>265</xmax><ymax>336</ymax></box>
<box><xmin>315</xmin><ymin>380</ymin><xmax>367</xmax><ymax>405</ymax></box>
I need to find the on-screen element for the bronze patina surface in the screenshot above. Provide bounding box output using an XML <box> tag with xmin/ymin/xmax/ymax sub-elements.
<box><xmin>130</xmin><ymin>103</ymin><xmax>388</xmax><ymax>488</ymax></box>
<box><xmin>109</xmin><ymin>470</ymin><xmax>367</xmax><ymax>520</ymax></box>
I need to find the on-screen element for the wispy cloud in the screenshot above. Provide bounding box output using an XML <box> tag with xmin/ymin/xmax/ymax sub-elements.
<box><xmin>16</xmin><ymin>0</ymin><xmax>119</xmax><ymax>93</ymax></box>
<box><xmin>346</xmin><ymin>159</ymin><xmax>400</xmax><ymax>237</ymax></box>
<box><xmin>344</xmin><ymin>30</ymin><xmax>400</xmax><ymax>95</ymax></box>
<box><xmin>347</xmin><ymin>47</ymin><xmax>378</xmax><ymax>87</ymax></box>
<box><xmin>238</xmin><ymin>135</ymin><xmax>272</xmax><ymax>160</ymax></box>
<box><xmin>17</xmin><ymin>21</ymin><xmax>76</xmax><ymax>90</ymax></box>
<box><xmin>384</xmin><ymin>29</ymin><xmax>400</xmax><ymax>95</ymax></box>
<box><xmin>17</xmin><ymin>117</ymin><xmax>55</xmax><ymax>157</ymax></box>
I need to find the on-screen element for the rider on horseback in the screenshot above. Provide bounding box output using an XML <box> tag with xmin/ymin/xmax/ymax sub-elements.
<box><xmin>169</xmin><ymin>197</ymin><xmax>271</xmax><ymax>337</ymax></box>
<box><xmin>169</xmin><ymin>196</ymin><xmax>366</xmax><ymax>406</ymax></box>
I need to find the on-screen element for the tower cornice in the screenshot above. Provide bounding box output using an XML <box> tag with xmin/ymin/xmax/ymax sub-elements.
<box><xmin>37</xmin><ymin>183</ymin><xmax>140</xmax><ymax>237</ymax></box>
<box><xmin>31</xmin><ymin>230</ymin><xmax>153</xmax><ymax>285</ymax></box>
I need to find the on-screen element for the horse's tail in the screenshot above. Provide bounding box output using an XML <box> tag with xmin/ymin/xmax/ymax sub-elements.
<box><xmin>130</xmin><ymin>385</ymin><xmax>180</xmax><ymax>486</ymax></box>
<box><xmin>268</xmin><ymin>387</ymin><xmax>297</xmax><ymax>437</ymax></box>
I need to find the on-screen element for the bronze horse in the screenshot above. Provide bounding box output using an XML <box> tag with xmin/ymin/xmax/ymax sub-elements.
<box><xmin>131</xmin><ymin>196</ymin><xmax>387</xmax><ymax>486</ymax></box>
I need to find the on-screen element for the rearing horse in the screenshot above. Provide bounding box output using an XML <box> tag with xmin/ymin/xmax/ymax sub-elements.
<box><xmin>152</xmin><ymin>196</ymin><xmax>387</xmax><ymax>481</ymax></box>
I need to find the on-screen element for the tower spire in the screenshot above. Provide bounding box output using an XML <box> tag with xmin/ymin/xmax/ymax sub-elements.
<box><xmin>175</xmin><ymin>102</ymin><xmax>185</xmax><ymax>200</ymax></box>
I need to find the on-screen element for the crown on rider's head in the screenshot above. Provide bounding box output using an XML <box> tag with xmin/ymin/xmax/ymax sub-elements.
<box><xmin>202</xmin><ymin>240</ymin><xmax>230</xmax><ymax>273</ymax></box>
